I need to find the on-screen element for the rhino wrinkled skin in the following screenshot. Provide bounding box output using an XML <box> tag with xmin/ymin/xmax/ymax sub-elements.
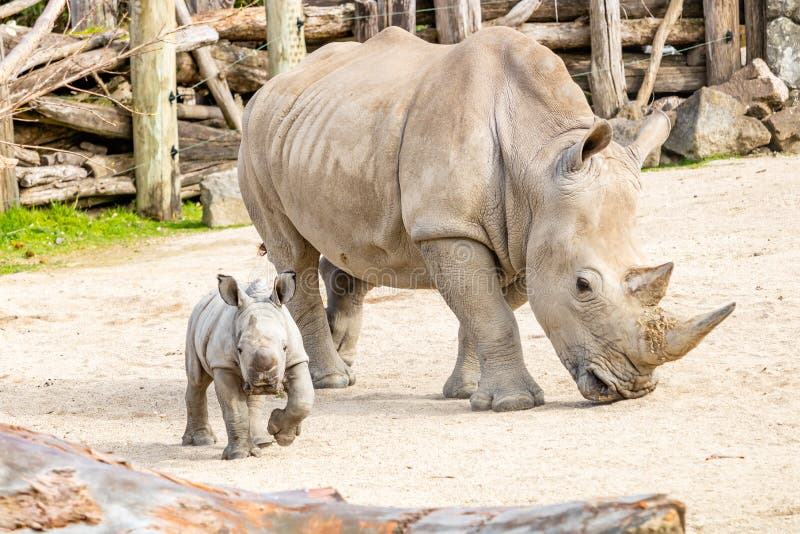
<box><xmin>183</xmin><ymin>273</ymin><xmax>314</xmax><ymax>459</ymax></box>
<box><xmin>237</xmin><ymin>27</ymin><xmax>734</xmax><ymax>411</ymax></box>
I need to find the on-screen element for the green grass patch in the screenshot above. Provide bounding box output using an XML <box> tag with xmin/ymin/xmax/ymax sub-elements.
<box><xmin>0</xmin><ymin>202</ymin><xmax>208</xmax><ymax>276</ymax></box>
<box><xmin>644</xmin><ymin>153</ymin><xmax>741</xmax><ymax>172</ymax></box>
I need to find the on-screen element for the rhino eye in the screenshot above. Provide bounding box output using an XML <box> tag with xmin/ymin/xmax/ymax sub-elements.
<box><xmin>576</xmin><ymin>277</ymin><xmax>592</xmax><ymax>293</ymax></box>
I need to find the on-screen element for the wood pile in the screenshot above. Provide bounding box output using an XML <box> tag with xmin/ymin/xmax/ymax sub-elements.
<box><xmin>2</xmin><ymin>0</ymin><xmax>713</xmax><ymax>208</ymax></box>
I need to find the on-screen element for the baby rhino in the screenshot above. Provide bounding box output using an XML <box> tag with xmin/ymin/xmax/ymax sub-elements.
<box><xmin>182</xmin><ymin>272</ymin><xmax>314</xmax><ymax>460</ymax></box>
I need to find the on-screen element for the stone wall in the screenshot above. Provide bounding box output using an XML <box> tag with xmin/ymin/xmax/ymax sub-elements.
<box><xmin>767</xmin><ymin>0</ymin><xmax>800</xmax><ymax>88</ymax></box>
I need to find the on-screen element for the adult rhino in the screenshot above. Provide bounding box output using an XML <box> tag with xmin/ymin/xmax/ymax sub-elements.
<box><xmin>238</xmin><ymin>26</ymin><xmax>734</xmax><ymax>411</ymax></box>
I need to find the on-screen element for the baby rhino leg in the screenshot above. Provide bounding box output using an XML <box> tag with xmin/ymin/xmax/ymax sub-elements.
<box><xmin>213</xmin><ymin>369</ymin><xmax>261</xmax><ymax>460</ymax></box>
<box><xmin>247</xmin><ymin>396</ymin><xmax>272</xmax><ymax>447</ymax></box>
<box><xmin>183</xmin><ymin>346</ymin><xmax>217</xmax><ymax>446</ymax></box>
<box><xmin>320</xmin><ymin>257</ymin><xmax>373</xmax><ymax>367</ymax></box>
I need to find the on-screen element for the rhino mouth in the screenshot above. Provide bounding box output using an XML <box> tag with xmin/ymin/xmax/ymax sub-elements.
<box><xmin>243</xmin><ymin>381</ymin><xmax>284</xmax><ymax>396</ymax></box>
<box><xmin>577</xmin><ymin>366</ymin><xmax>621</xmax><ymax>403</ymax></box>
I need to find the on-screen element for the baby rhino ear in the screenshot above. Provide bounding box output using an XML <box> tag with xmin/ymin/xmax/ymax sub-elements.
<box><xmin>218</xmin><ymin>275</ymin><xmax>251</xmax><ymax>307</ymax></box>
<box><xmin>271</xmin><ymin>271</ymin><xmax>297</xmax><ymax>306</ymax></box>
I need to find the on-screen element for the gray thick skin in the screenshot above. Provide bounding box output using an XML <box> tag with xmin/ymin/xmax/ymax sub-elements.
<box><xmin>238</xmin><ymin>27</ymin><xmax>733</xmax><ymax>411</ymax></box>
<box><xmin>183</xmin><ymin>275</ymin><xmax>314</xmax><ymax>459</ymax></box>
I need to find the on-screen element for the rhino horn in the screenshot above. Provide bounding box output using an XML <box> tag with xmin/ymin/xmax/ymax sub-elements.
<box><xmin>659</xmin><ymin>303</ymin><xmax>736</xmax><ymax>362</ymax></box>
<box><xmin>626</xmin><ymin>262</ymin><xmax>673</xmax><ymax>306</ymax></box>
<box><xmin>626</xmin><ymin>110</ymin><xmax>672</xmax><ymax>169</ymax></box>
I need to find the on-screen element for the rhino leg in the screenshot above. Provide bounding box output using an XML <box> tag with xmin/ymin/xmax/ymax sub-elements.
<box><xmin>442</xmin><ymin>275</ymin><xmax>529</xmax><ymax>399</ymax></box>
<box><xmin>421</xmin><ymin>239</ymin><xmax>544</xmax><ymax>412</ymax></box>
<box><xmin>182</xmin><ymin>345</ymin><xmax>217</xmax><ymax>446</ymax></box>
<box><xmin>320</xmin><ymin>256</ymin><xmax>373</xmax><ymax>367</ymax></box>
<box><xmin>247</xmin><ymin>395</ymin><xmax>272</xmax><ymax>448</ymax></box>
<box><xmin>250</xmin><ymin>201</ymin><xmax>355</xmax><ymax>389</ymax></box>
<box><xmin>213</xmin><ymin>369</ymin><xmax>262</xmax><ymax>460</ymax></box>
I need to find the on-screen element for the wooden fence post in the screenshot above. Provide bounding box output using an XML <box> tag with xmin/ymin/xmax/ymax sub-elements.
<box><xmin>0</xmin><ymin>45</ymin><xmax>18</xmax><ymax>213</ymax></box>
<box><xmin>131</xmin><ymin>0</ymin><xmax>180</xmax><ymax>221</ymax></box>
<box><xmin>433</xmin><ymin>0</ymin><xmax>481</xmax><ymax>44</ymax></box>
<box><xmin>589</xmin><ymin>0</ymin><xmax>627</xmax><ymax>118</ymax></box>
<box><xmin>266</xmin><ymin>0</ymin><xmax>307</xmax><ymax>78</ymax></box>
<box><xmin>388</xmin><ymin>0</ymin><xmax>416</xmax><ymax>33</ymax></box>
<box><xmin>69</xmin><ymin>0</ymin><xmax>118</xmax><ymax>31</ymax></box>
<box><xmin>744</xmin><ymin>0</ymin><xmax>766</xmax><ymax>64</ymax></box>
<box><xmin>354</xmin><ymin>0</ymin><xmax>380</xmax><ymax>42</ymax></box>
<box><xmin>703</xmin><ymin>0</ymin><xmax>740</xmax><ymax>84</ymax></box>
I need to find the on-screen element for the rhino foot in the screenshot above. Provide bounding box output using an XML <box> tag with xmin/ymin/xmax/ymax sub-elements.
<box><xmin>182</xmin><ymin>428</ymin><xmax>217</xmax><ymax>446</ymax></box>
<box><xmin>443</xmin><ymin>373</ymin><xmax>478</xmax><ymax>399</ymax></box>
<box><xmin>222</xmin><ymin>441</ymin><xmax>262</xmax><ymax>460</ymax></box>
<box><xmin>469</xmin><ymin>377</ymin><xmax>545</xmax><ymax>412</ymax></box>
<box><xmin>311</xmin><ymin>361</ymin><xmax>355</xmax><ymax>389</ymax></box>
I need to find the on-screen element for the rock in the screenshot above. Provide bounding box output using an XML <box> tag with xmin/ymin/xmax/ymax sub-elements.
<box><xmin>664</xmin><ymin>87</ymin><xmax>772</xmax><ymax>160</ymax></box>
<box><xmin>763</xmin><ymin>106</ymin><xmax>800</xmax><ymax>153</ymax></box>
<box><xmin>608</xmin><ymin>117</ymin><xmax>660</xmax><ymax>168</ymax></box>
<box><xmin>787</xmin><ymin>89</ymin><xmax>800</xmax><ymax>108</ymax></box>
<box><xmin>199</xmin><ymin>168</ymin><xmax>250</xmax><ymax>228</ymax></box>
<box><xmin>767</xmin><ymin>0</ymin><xmax>800</xmax><ymax>22</ymax></box>
<box><xmin>709</xmin><ymin>59</ymin><xmax>789</xmax><ymax>109</ymax></box>
<box><xmin>767</xmin><ymin>17</ymin><xmax>800</xmax><ymax>89</ymax></box>
<box><xmin>746</xmin><ymin>102</ymin><xmax>772</xmax><ymax>120</ymax></box>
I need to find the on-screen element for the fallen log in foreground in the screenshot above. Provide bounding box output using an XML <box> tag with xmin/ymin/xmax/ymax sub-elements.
<box><xmin>0</xmin><ymin>424</ymin><xmax>686</xmax><ymax>533</ymax></box>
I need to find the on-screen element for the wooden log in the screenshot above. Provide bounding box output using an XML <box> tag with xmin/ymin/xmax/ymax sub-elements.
<box><xmin>0</xmin><ymin>423</ymin><xmax>687</xmax><ymax>533</ymax></box>
<box><xmin>131</xmin><ymin>0</ymin><xmax>181</xmax><ymax>220</ymax></box>
<box><xmin>173</xmin><ymin>24</ymin><xmax>220</xmax><ymax>52</ymax></box>
<box><xmin>6</xmin><ymin>44</ymin><xmax>126</xmax><ymax>115</ymax></box>
<box><xmin>178</xmin><ymin>120</ymin><xmax>240</xmax><ymax>161</ymax></box>
<box><xmin>267</xmin><ymin>0</ymin><xmax>307</xmax><ymax>77</ymax></box>
<box><xmin>12</xmin><ymin>144</ymin><xmax>40</xmax><ymax>166</ymax></box>
<box><xmin>176</xmin><ymin>0</ymin><xmax>241</xmax><ymax>131</ymax></box>
<box><xmin>518</xmin><ymin>17</ymin><xmax>705</xmax><ymax>50</ymax></box>
<box><xmin>635</xmin><ymin>0</ymin><xmax>683</xmax><ymax>110</ymax></box>
<box><xmin>180</xmin><ymin>159</ymin><xmax>236</xmax><ymax>186</ymax></box>
<box><xmin>22</xmin><ymin>30</ymin><xmax>117</xmax><ymax>74</ymax></box>
<box><xmin>484</xmin><ymin>0</ymin><xmax>541</xmax><ymax>28</ymax></box>
<box><xmin>81</xmin><ymin>152</ymin><xmax>134</xmax><ymax>178</ymax></box>
<box><xmin>33</xmin><ymin>96</ymin><xmax>132</xmax><ymax>139</ymax></box>
<box><xmin>69</xmin><ymin>0</ymin><xmax>118</xmax><ymax>31</ymax></box>
<box><xmin>177</xmin><ymin>103</ymin><xmax>224</xmax><ymax>120</ymax></box>
<box><xmin>13</xmin><ymin>122</ymin><xmax>72</xmax><ymax>146</ymax></box>
<box><xmin>0</xmin><ymin>0</ymin><xmax>66</xmax><ymax>83</ymax></box>
<box><xmin>354</xmin><ymin>0</ymin><xmax>379</xmax><ymax>42</ymax></box>
<box><xmin>0</xmin><ymin>0</ymin><xmax>42</xmax><ymax>20</ymax></box>
<box><xmin>744</xmin><ymin>0</ymin><xmax>766</xmax><ymax>63</ymax></box>
<box><xmin>187</xmin><ymin>0</ymin><xmax>233</xmax><ymax>13</ymax></box>
<box><xmin>19</xmin><ymin>175</ymin><xmax>135</xmax><ymax>205</ymax></box>
<box><xmin>564</xmin><ymin>53</ymin><xmax>706</xmax><ymax>93</ymax></box>
<box><xmin>433</xmin><ymin>0</ymin><xmax>481</xmax><ymax>44</ymax></box>
<box><xmin>192</xmin><ymin>5</ymin><xmax>355</xmax><ymax>42</ymax></box>
<box><xmin>590</xmin><ymin>0</ymin><xmax>627</xmax><ymax>118</ymax></box>
<box><xmin>420</xmin><ymin>0</ymin><xmax>705</xmax><ymax>23</ymax></box>
<box><xmin>703</xmin><ymin>0</ymin><xmax>740</xmax><ymax>85</ymax></box>
<box><xmin>176</xmin><ymin>42</ymin><xmax>269</xmax><ymax>93</ymax></box>
<box><xmin>0</xmin><ymin>40</ymin><xmax>18</xmax><ymax>212</ymax></box>
<box><xmin>15</xmin><ymin>164</ymin><xmax>87</xmax><ymax>187</ymax></box>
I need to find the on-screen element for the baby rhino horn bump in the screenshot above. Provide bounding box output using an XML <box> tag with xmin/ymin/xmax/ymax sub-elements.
<box><xmin>662</xmin><ymin>303</ymin><xmax>736</xmax><ymax>362</ymax></box>
<box><xmin>626</xmin><ymin>262</ymin><xmax>674</xmax><ymax>306</ymax></box>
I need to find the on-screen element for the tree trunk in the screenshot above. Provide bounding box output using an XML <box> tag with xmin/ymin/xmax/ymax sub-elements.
<box><xmin>354</xmin><ymin>0</ymin><xmax>379</xmax><ymax>42</ymax></box>
<box><xmin>744</xmin><ymin>0</ymin><xmax>766</xmax><ymax>63</ymax></box>
<box><xmin>387</xmin><ymin>0</ymin><xmax>416</xmax><ymax>33</ymax></box>
<box><xmin>69</xmin><ymin>0</ymin><xmax>118</xmax><ymax>31</ymax></box>
<box><xmin>590</xmin><ymin>0</ymin><xmax>627</xmax><ymax>118</ymax></box>
<box><xmin>433</xmin><ymin>0</ymin><xmax>481</xmax><ymax>44</ymax></box>
<box><xmin>703</xmin><ymin>0</ymin><xmax>740</xmax><ymax>85</ymax></box>
<box><xmin>131</xmin><ymin>0</ymin><xmax>180</xmax><ymax>221</ymax></box>
<box><xmin>518</xmin><ymin>17</ymin><xmax>704</xmax><ymax>50</ymax></box>
<box><xmin>266</xmin><ymin>0</ymin><xmax>307</xmax><ymax>77</ymax></box>
<box><xmin>0</xmin><ymin>46</ymin><xmax>18</xmax><ymax>212</ymax></box>
<box><xmin>0</xmin><ymin>423</ymin><xmax>687</xmax><ymax>533</ymax></box>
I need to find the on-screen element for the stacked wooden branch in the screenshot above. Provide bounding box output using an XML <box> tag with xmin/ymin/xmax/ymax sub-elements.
<box><xmin>0</xmin><ymin>423</ymin><xmax>687</xmax><ymax>532</ymax></box>
<box><xmin>0</xmin><ymin>4</ymin><xmax>242</xmax><ymax>208</ymax></box>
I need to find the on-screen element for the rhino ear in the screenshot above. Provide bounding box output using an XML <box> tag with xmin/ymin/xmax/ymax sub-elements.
<box><xmin>564</xmin><ymin>119</ymin><xmax>613</xmax><ymax>173</ymax></box>
<box><xmin>217</xmin><ymin>275</ymin><xmax>251</xmax><ymax>307</ymax></box>
<box><xmin>271</xmin><ymin>271</ymin><xmax>297</xmax><ymax>306</ymax></box>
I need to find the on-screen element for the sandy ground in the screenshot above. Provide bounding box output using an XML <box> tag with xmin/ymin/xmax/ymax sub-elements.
<box><xmin>1</xmin><ymin>154</ymin><xmax>799</xmax><ymax>532</ymax></box>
